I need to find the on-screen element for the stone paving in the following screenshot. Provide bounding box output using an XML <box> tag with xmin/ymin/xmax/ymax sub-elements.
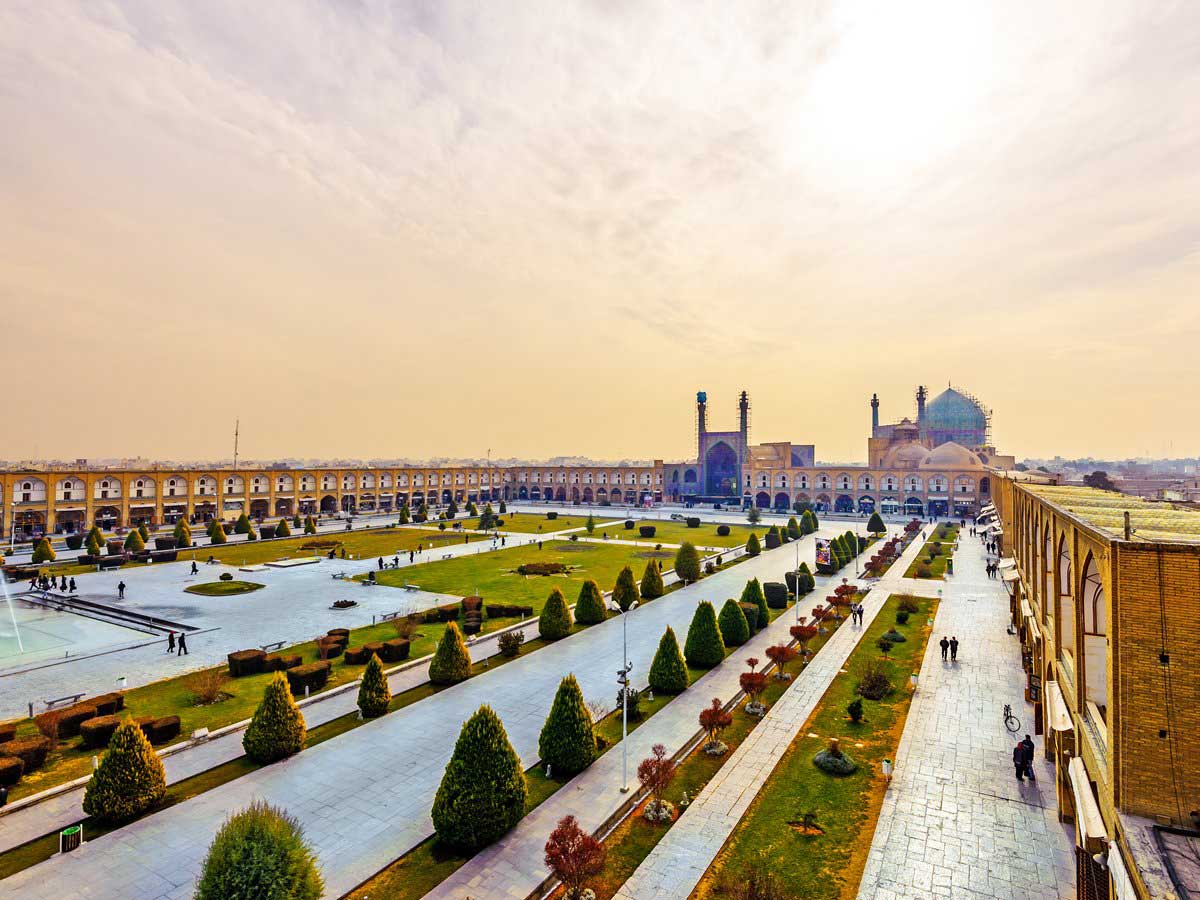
<box><xmin>0</xmin><ymin>525</ymin><xmax>855</xmax><ymax>900</ymax></box>
<box><xmin>611</xmin><ymin>530</ymin><xmax>927</xmax><ymax>900</ymax></box>
<box><xmin>855</xmin><ymin>536</ymin><xmax>1076</xmax><ymax>899</ymax></box>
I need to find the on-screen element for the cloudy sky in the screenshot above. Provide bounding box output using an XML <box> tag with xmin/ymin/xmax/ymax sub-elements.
<box><xmin>2</xmin><ymin>0</ymin><xmax>1198</xmax><ymax>463</ymax></box>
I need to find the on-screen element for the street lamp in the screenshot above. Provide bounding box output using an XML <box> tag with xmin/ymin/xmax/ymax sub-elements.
<box><xmin>794</xmin><ymin>540</ymin><xmax>802</xmax><ymax>624</ymax></box>
<box><xmin>607</xmin><ymin>597</ymin><xmax>639</xmax><ymax>792</ymax></box>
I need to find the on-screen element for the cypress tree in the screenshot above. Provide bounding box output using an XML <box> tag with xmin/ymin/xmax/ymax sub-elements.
<box><xmin>432</xmin><ymin>705</ymin><xmax>527</xmax><ymax>851</ymax></box>
<box><xmin>574</xmin><ymin>580</ymin><xmax>607</xmax><ymax>625</ymax></box>
<box><xmin>764</xmin><ymin>525</ymin><xmax>781</xmax><ymax>550</ymax></box>
<box><xmin>787</xmin><ymin>516</ymin><xmax>801</xmax><ymax>540</ymax></box>
<box><xmin>293</xmin><ymin>514</ymin><xmax>302</xmax><ymax>528</ymax></box>
<box><xmin>648</xmin><ymin>626</ymin><xmax>689</xmax><ymax>694</ymax></box>
<box><xmin>779</xmin><ymin>526</ymin><xmax>790</xmax><ymax>544</ymax></box>
<box><xmin>746</xmin><ymin>533</ymin><xmax>761</xmax><ymax>556</ymax></box>
<box><xmin>539</xmin><ymin>588</ymin><xmax>573</xmax><ymax>640</ymax></box>
<box><xmin>867</xmin><ymin>512</ymin><xmax>886</xmax><ymax>535</ymax></box>
<box><xmin>32</xmin><ymin>537</ymin><xmax>56</xmax><ymax>564</ymax></box>
<box><xmin>276</xmin><ymin>517</ymin><xmax>292</xmax><ymax>538</ymax></box>
<box><xmin>805</xmin><ymin>508</ymin><xmax>820</xmax><ymax>532</ymax></box>
<box><xmin>717</xmin><ymin>598</ymin><xmax>751</xmax><ymax>646</ymax></box>
<box><xmin>243</xmin><ymin>673</ymin><xmax>306</xmax><ymax>763</ymax></box>
<box><xmin>234</xmin><ymin>513</ymin><xmax>252</xmax><ymax>535</ymax></box>
<box><xmin>137</xmin><ymin>522</ymin><xmax>150</xmax><ymax>543</ymax></box>
<box><xmin>196</xmin><ymin>801</ymin><xmax>323</xmax><ymax>900</ymax></box>
<box><xmin>500</xmin><ymin>500</ymin><xmax>507</xmax><ymax>514</ymax></box>
<box><xmin>538</xmin><ymin>675</ymin><xmax>597</xmax><ymax>777</ymax></box>
<box><xmin>684</xmin><ymin>601</ymin><xmax>726</xmax><ymax>669</ymax></box>
<box><xmin>82</xmin><ymin>718</ymin><xmax>167</xmax><ymax>822</ymax></box>
<box><xmin>585</xmin><ymin>513</ymin><xmax>595</xmax><ymax>534</ymax></box>
<box><xmin>124</xmin><ymin>529</ymin><xmax>145</xmax><ymax>552</ymax></box>
<box><xmin>740</xmin><ymin>578</ymin><xmax>770</xmax><ymax>630</ymax></box>
<box><xmin>304</xmin><ymin>515</ymin><xmax>317</xmax><ymax>535</ymax></box>
<box><xmin>846</xmin><ymin>530</ymin><xmax>859</xmax><ymax>556</ymax></box>
<box><xmin>612</xmin><ymin>565</ymin><xmax>639</xmax><ymax>611</ymax></box>
<box><xmin>639</xmin><ymin>560</ymin><xmax>665</xmax><ymax>599</ymax></box>
<box><xmin>357</xmin><ymin>654</ymin><xmax>391</xmax><ymax>718</ymax></box>
<box><xmin>673</xmin><ymin>541</ymin><xmax>702</xmax><ymax>582</ymax></box>
<box><xmin>86</xmin><ymin>526</ymin><xmax>105</xmax><ymax>556</ymax></box>
<box><xmin>429</xmin><ymin>622</ymin><xmax>472</xmax><ymax>685</ymax></box>
<box><xmin>173</xmin><ymin>519</ymin><xmax>192</xmax><ymax>548</ymax></box>
<box><xmin>210</xmin><ymin>522</ymin><xmax>227</xmax><ymax>545</ymax></box>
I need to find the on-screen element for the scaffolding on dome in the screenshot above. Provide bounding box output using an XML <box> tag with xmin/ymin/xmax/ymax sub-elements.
<box><xmin>952</xmin><ymin>384</ymin><xmax>993</xmax><ymax>446</ymax></box>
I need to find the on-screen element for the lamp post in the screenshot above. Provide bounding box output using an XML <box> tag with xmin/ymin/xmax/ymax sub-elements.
<box><xmin>608</xmin><ymin>598</ymin><xmax>639</xmax><ymax>792</ymax></box>
<box><xmin>794</xmin><ymin>540</ymin><xmax>802</xmax><ymax>624</ymax></box>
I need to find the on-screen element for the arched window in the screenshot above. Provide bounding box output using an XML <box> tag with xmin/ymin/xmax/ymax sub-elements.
<box><xmin>1057</xmin><ymin>535</ymin><xmax>1075</xmax><ymax>671</ymax></box>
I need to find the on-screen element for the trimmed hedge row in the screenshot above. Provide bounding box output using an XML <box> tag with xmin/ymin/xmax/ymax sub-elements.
<box><xmin>286</xmin><ymin>661</ymin><xmax>331</xmax><ymax>695</ymax></box>
<box><xmin>1</xmin><ymin>736</ymin><xmax>52</xmax><ymax>772</ymax></box>
<box><xmin>763</xmin><ymin>582</ymin><xmax>789</xmax><ymax>609</ymax></box>
<box><xmin>0</xmin><ymin>756</ymin><xmax>22</xmax><ymax>787</ymax></box>
<box><xmin>485</xmin><ymin>604</ymin><xmax>534</xmax><ymax>619</ymax></box>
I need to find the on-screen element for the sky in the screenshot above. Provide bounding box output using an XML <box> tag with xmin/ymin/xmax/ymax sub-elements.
<box><xmin>2</xmin><ymin>0</ymin><xmax>1198</xmax><ymax>464</ymax></box>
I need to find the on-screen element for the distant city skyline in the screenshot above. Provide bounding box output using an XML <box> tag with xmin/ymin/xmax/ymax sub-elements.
<box><xmin>2</xmin><ymin>1</ymin><xmax>1198</xmax><ymax>462</ymax></box>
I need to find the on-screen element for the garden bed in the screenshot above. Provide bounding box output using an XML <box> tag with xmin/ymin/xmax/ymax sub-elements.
<box><xmin>184</xmin><ymin>580</ymin><xmax>264</xmax><ymax>596</ymax></box>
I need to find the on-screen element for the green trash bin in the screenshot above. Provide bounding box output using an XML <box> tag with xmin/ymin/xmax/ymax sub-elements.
<box><xmin>60</xmin><ymin>825</ymin><xmax>82</xmax><ymax>853</ymax></box>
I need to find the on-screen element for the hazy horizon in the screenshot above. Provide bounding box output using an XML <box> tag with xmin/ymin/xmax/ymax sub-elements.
<box><xmin>3</xmin><ymin>1</ymin><xmax>1198</xmax><ymax>463</ymax></box>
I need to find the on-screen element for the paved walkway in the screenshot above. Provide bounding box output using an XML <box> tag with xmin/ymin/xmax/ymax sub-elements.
<box><xmin>611</xmin><ymin>530</ymin><xmax>928</xmax><ymax>900</ymax></box>
<box><xmin>856</xmin><ymin>537</ymin><xmax>1075</xmax><ymax>899</ymax></box>
<box><xmin>0</xmin><ymin>527</ymin><xmax>854</xmax><ymax>900</ymax></box>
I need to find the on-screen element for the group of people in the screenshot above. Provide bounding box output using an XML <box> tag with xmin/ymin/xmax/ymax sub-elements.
<box><xmin>29</xmin><ymin>573</ymin><xmax>77</xmax><ymax>594</ymax></box>
<box><xmin>1012</xmin><ymin>734</ymin><xmax>1036</xmax><ymax>781</ymax></box>
<box><xmin>165</xmin><ymin>630</ymin><xmax>189</xmax><ymax>655</ymax></box>
<box><xmin>984</xmin><ymin>561</ymin><xmax>1003</xmax><ymax>579</ymax></box>
<box><xmin>849</xmin><ymin>602</ymin><xmax>865</xmax><ymax>625</ymax></box>
<box><xmin>939</xmin><ymin>635</ymin><xmax>960</xmax><ymax>661</ymax></box>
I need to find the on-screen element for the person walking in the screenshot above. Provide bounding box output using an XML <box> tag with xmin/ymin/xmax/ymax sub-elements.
<box><xmin>1013</xmin><ymin>741</ymin><xmax>1027</xmax><ymax>781</ymax></box>
<box><xmin>166</xmin><ymin>630</ymin><xmax>176</xmax><ymax>653</ymax></box>
<box><xmin>378</xmin><ymin>557</ymin><xmax>384</xmax><ymax>570</ymax></box>
<box><xmin>117</xmin><ymin>581</ymin><xmax>126</xmax><ymax>600</ymax></box>
<box><xmin>392</xmin><ymin>555</ymin><xmax>399</xmax><ymax>569</ymax></box>
<box><xmin>1020</xmin><ymin>735</ymin><xmax>1036</xmax><ymax>780</ymax></box>
<box><xmin>949</xmin><ymin>635</ymin><xmax>959</xmax><ymax>661</ymax></box>
<box><xmin>409</xmin><ymin>550</ymin><xmax>415</xmax><ymax>563</ymax></box>
<box><xmin>190</xmin><ymin>561</ymin><xmax>199</xmax><ymax>575</ymax></box>
<box><xmin>940</xmin><ymin>636</ymin><xmax>950</xmax><ymax>660</ymax></box>
<box><xmin>177</xmin><ymin>632</ymin><xmax>188</xmax><ymax>655</ymax></box>
<box><xmin>68</xmin><ymin>577</ymin><xmax>76</xmax><ymax>593</ymax></box>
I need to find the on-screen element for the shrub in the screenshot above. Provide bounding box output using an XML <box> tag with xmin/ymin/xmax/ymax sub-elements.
<box><xmin>85</xmin><ymin>530</ymin><xmax>103</xmax><ymax>557</ymax></box>
<box><xmin>227</xmin><ymin>648</ymin><xmax>267</xmax><ymax>677</ymax></box>
<box><xmin>744</xmin><ymin>531</ymin><xmax>764</xmax><ymax>558</ymax></box>
<box><xmin>764</xmin><ymin>526</ymin><xmax>781</xmax><ymax>550</ymax></box>
<box><xmin>684</xmin><ymin>601</ymin><xmax>725</xmax><ymax>669</ymax></box>
<box><xmin>430</xmin><ymin>622</ymin><xmax>472</xmax><ymax>685</ymax></box>
<box><xmin>685</xmin><ymin>516</ymin><xmax>700</xmax><ymax>528</ymax></box>
<box><xmin>43</xmin><ymin>704</ymin><xmax>97</xmax><ymax>739</ymax></box>
<box><xmin>867</xmin><ymin>512</ymin><xmax>886</xmax><ymax>535</ymax></box>
<box><xmin>210</xmin><ymin>522</ymin><xmax>227</xmax><ymax>544</ymax></box>
<box><xmin>123</xmin><ymin>529</ymin><xmax>145</xmax><ymax>552</ymax></box>
<box><xmin>699</xmin><ymin>698</ymin><xmax>733</xmax><ymax>747</ymax></box>
<box><xmin>196</xmin><ymin>801</ymin><xmax>323</xmax><ymax>900</ymax></box>
<box><xmin>786</xmin><ymin>517</ymin><xmax>801</xmax><ymax>540</ymax></box>
<box><xmin>895</xmin><ymin>610</ymin><xmax>910</xmax><ymax>625</ymax></box>
<box><xmin>813</xmin><ymin>738</ymin><xmax>858</xmax><ymax>776</ymax></box>
<box><xmin>883</xmin><ymin>628</ymin><xmax>906</xmax><ymax>643</ymax></box>
<box><xmin>847</xmin><ymin>698</ymin><xmax>864</xmax><ymax>723</ymax></box>
<box><xmin>432</xmin><ymin>705</ymin><xmax>527</xmax><ymax>851</ymax></box>
<box><xmin>612</xmin><ymin>565</ymin><xmax>639</xmax><ymax>611</ymax></box>
<box><xmin>357</xmin><ymin>654</ymin><xmax>391</xmax><ymax>718</ymax></box>
<box><xmin>915</xmin><ymin>563</ymin><xmax>933</xmax><ymax>578</ymax></box>
<box><xmin>737</xmin><ymin>601</ymin><xmax>759</xmax><ymax>631</ymax></box>
<box><xmin>897</xmin><ymin>595</ymin><xmax>919</xmax><ymax>614</ymax></box>
<box><xmin>232</xmin><ymin>513</ymin><xmax>251</xmax><ymax>535</ymax></box>
<box><xmin>638</xmin><ymin>525</ymin><xmax>656</xmax><ymax>538</ymax></box>
<box><xmin>80</xmin><ymin>714</ymin><xmax>127</xmax><ymax>749</ymax></box>
<box><xmin>276</xmin><ymin>517</ymin><xmax>292</xmax><ymax>538</ymax></box>
<box><xmin>673</xmin><ymin>542</ymin><xmax>702</xmax><ymax>583</ymax></box>
<box><xmin>544</xmin><ymin>815</ymin><xmax>607</xmax><ymax>900</ymax></box>
<box><xmin>146</xmin><ymin>716</ymin><xmax>180</xmax><ymax>744</ymax></box>
<box><xmin>716</xmin><ymin>524</ymin><xmax>730</xmax><ymax>536</ymax></box>
<box><xmin>763</xmin><ymin>582</ymin><xmax>789</xmax><ymax>609</ymax></box>
<box><xmin>0</xmin><ymin>736</ymin><xmax>52</xmax><ymax>772</ymax></box>
<box><xmin>717</xmin><ymin>599</ymin><xmax>751</xmax><ymax>647</ymax></box>
<box><xmin>876</xmin><ymin>637</ymin><xmax>894</xmax><ymax>657</ymax></box>
<box><xmin>546</xmin><ymin>511</ymin><xmax>558</xmax><ymax>520</ymax></box>
<box><xmin>648</xmin><ymin>626</ymin><xmax>689</xmax><ymax>694</ymax></box>
<box><xmin>801</xmin><ymin>509</ymin><xmax>818</xmax><ymax>535</ymax></box>
<box><xmin>498</xmin><ymin>630</ymin><xmax>525</xmax><ymax>657</ymax></box>
<box><xmin>639</xmin><ymin>560</ymin><xmax>665</xmax><ymax>599</ymax></box>
<box><xmin>65</xmin><ymin>533</ymin><xmax>84</xmax><ymax>551</ymax></box>
<box><xmin>285</xmin><ymin>660</ymin><xmax>330</xmax><ymax>695</ymax></box>
<box><xmin>789</xmin><ymin>624</ymin><xmax>819</xmax><ymax>655</ymax></box>
<box><xmin>856</xmin><ymin>658</ymin><xmax>894</xmax><ymax>699</ymax></box>
<box><xmin>304</xmin><ymin>516</ymin><xmax>317</xmax><ymax>535</ymax></box>
<box><xmin>82</xmin><ymin>720</ymin><xmax>166</xmax><ymax>821</ymax></box>
<box><xmin>244</xmin><ymin>673</ymin><xmax>306</xmax><ymax>763</ymax></box>
<box><xmin>31</xmin><ymin>537</ymin><xmax>56</xmax><ymax>563</ymax></box>
<box><xmin>0</xmin><ymin>757</ymin><xmax>22</xmax><ymax>787</ymax></box>
<box><xmin>623</xmin><ymin>519</ymin><xmax>635</xmax><ymax>530</ymax></box>
<box><xmin>740</xmin><ymin>578</ymin><xmax>770</xmax><ymax>631</ymax></box>
<box><xmin>616</xmin><ymin>685</ymin><xmax>643</xmax><ymax>720</ymax></box>
<box><xmin>381</xmin><ymin>638</ymin><xmax>411</xmax><ymax>662</ymax></box>
<box><xmin>574</xmin><ymin>579</ymin><xmax>607</xmax><ymax>625</ymax></box>
<box><xmin>539</xmin><ymin>674</ymin><xmax>597</xmax><ymax>778</ymax></box>
<box><xmin>539</xmin><ymin>588</ymin><xmax>573</xmax><ymax>640</ymax></box>
<box><xmin>637</xmin><ymin>743</ymin><xmax>677</xmax><ymax>819</ymax></box>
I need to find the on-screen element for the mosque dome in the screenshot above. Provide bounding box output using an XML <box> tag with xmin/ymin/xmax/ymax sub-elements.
<box><xmin>920</xmin><ymin>441</ymin><xmax>981</xmax><ymax>469</ymax></box>
<box><xmin>925</xmin><ymin>388</ymin><xmax>988</xmax><ymax>442</ymax></box>
<box><xmin>881</xmin><ymin>441</ymin><xmax>930</xmax><ymax>469</ymax></box>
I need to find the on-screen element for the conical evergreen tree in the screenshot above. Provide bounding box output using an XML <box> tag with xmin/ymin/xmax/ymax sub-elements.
<box><xmin>304</xmin><ymin>515</ymin><xmax>317</xmax><ymax>535</ymax></box>
<box><xmin>787</xmin><ymin>516</ymin><xmax>802</xmax><ymax>540</ymax></box>
<box><xmin>243</xmin><ymin>673</ymin><xmax>306</xmax><ymax>763</ymax></box>
<box><xmin>86</xmin><ymin>526</ymin><xmax>105</xmax><ymax>556</ymax></box>
<box><xmin>276</xmin><ymin>517</ymin><xmax>292</xmax><ymax>538</ymax></box>
<box><xmin>538</xmin><ymin>675</ymin><xmax>597</xmax><ymax>777</ymax></box>
<box><xmin>173</xmin><ymin>519</ymin><xmax>192</xmax><ymax>548</ymax></box>
<box><xmin>234</xmin><ymin>513</ymin><xmax>252</xmax><ymax>535</ymax></box>
<box><xmin>31</xmin><ymin>537</ymin><xmax>56</xmax><ymax>564</ymax></box>
<box><xmin>432</xmin><ymin>705</ymin><xmax>527</xmax><ymax>851</ymax></box>
<box><xmin>137</xmin><ymin>522</ymin><xmax>150</xmax><ymax>543</ymax></box>
<box><xmin>779</xmin><ymin>526</ymin><xmax>790</xmax><ymax>544</ymax></box>
<box><xmin>293</xmin><ymin>514</ymin><xmax>302</xmax><ymax>528</ymax></box>
<box><xmin>357</xmin><ymin>654</ymin><xmax>391</xmax><ymax>718</ymax></box>
<box><xmin>867</xmin><ymin>512</ymin><xmax>885</xmax><ymax>535</ymax></box>
<box><xmin>684</xmin><ymin>601</ymin><xmax>726</xmax><ymax>669</ymax></box>
<box><xmin>740</xmin><ymin>578</ymin><xmax>771</xmax><ymax>630</ymax></box>
<box><xmin>804</xmin><ymin>508</ymin><xmax>820</xmax><ymax>533</ymax></box>
<box><xmin>124</xmin><ymin>528</ymin><xmax>145</xmax><ymax>552</ymax></box>
<box><xmin>717</xmin><ymin>598</ymin><xmax>751</xmax><ymax>646</ymax></box>
<box><xmin>746</xmin><ymin>533</ymin><xmax>762</xmax><ymax>556</ymax></box>
<box><xmin>573</xmin><ymin>579</ymin><xmax>607</xmax><ymax>625</ymax></box>
<box><xmin>648</xmin><ymin>626</ymin><xmax>689</xmax><ymax>694</ymax></box>
<box><xmin>210</xmin><ymin>521</ymin><xmax>228</xmax><ymax>544</ymax></box>
<box><xmin>196</xmin><ymin>801</ymin><xmax>323</xmax><ymax>900</ymax></box>
<box><xmin>764</xmin><ymin>525</ymin><xmax>781</xmax><ymax>550</ymax></box>
<box><xmin>538</xmin><ymin>588</ymin><xmax>573</xmax><ymax>640</ymax></box>
<box><xmin>673</xmin><ymin>541</ymin><xmax>702</xmax><ymax>582</ymax></box>
<box><xmin>82</xmin><ymin>718</ymin><xmax>167</xmax><ymax>822</ymax></box>
<box><xmin>639</xmin><ymin>560</ymin><xmax>665</xmax><ymax>599</ymax></box>
<box><xmin>429</xmin><ymin>622</ymin><xmax>472</xmax><ymax>685</ymax></box>
<box><xmin>612</xmin><ymin>565</ymin><xmax>639</xmax><ymax>611</ymax></box>
<box><xmin>585</xmin><ymin>513</ymin><xmax>595</xmax><ymax>534</ymax></box>
<box><xmin>398</xmin><ymin>505</ymin><xmax>410</xmax><ymax>525</ymax></box>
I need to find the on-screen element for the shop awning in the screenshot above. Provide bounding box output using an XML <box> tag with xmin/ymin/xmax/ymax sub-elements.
<box><xmin>1068</xmin><ymin>756</ymin><xmax>1108</xmax><ymax>849</ymax></box>
<box><xmin>998</xmin><ymin>558</ymin><xmax>1016</xmax><ymax>570</ymax></box>
<box><xmin>1046</xmin><ymin>680</ymin><xmax>1074</xmax><ymax>733</ymax></box>
<box><xmin>1025</xmin><ymin>613</ymin><xmax>1042</xmax><ymax>645</ymax></box>
<box><xmin>1002</xmin><ymin>568</ymin><xmax>1020</xmax><ymax>583</ymax></box>
<box><xmin>980</xmin><ymin>503</ymin><xmax>996</xmax><ymax>513</ymax></box>
<box><xmin>1020</xmin><ymin>597</ymin><xmax>1034</xmax><ymax>619</ymax></box>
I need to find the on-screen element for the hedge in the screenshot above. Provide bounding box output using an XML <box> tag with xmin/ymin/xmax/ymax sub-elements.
<box><xmin>0</xmin><ymin>736</ymin><xmax>52</xmax><ymax>772</ymax></box>
<box><xmin>82</xmin><ymin>720</ymin><xmax>166</xmax><ymax>822</ymax></box>
<box><xmin>738</xmin><ymin>601</ymin><xmax>760</xmax><ymax>632</ymax></box>
<box><xmin>244</xmin><ymin>674</ymin><xmax>306</xmax><ymax>763</ymax></box>
<box><xmin>228</xmin><ymin>649</ymin><xmax>268</xmax><ymax>677</ymax></box>
<box><xmin>717</xmin><ymin>599</ymin><xmax>750</xmax><ymax>647</ymax></box>
<box><xmin>381</xmin><ymin>638</ymin><xmax>411</xmax><ymax>663</ymax></box>
<box><xmin>686</xmin><ymin>517</ymin><xmax>700</xmax><ymax>528</ymax></box>
<box><xmin>38</xmin><ymin>703</ymin><xmax>96</xmax><ymax>739</ymax></box>
<box><xmin>538</xmin><ymin>674</ymin><xmax>597</xmax><ymax>778</ymax></box>
<box><xmin>574</xmin><ymin>580</ymin><xmax>607</xmax><ymax>625</ymax></box>
<box><xmin>763</xmin><ymin>582</ymin><xmax>789</xmax><ymax>609</ymax></box>
<box><xmin>265</xmin><ymin>654</ymin><xmax>302</xmax><ymax>672</ymax></box>
<box><xmin>638</xmin><ymin>525</ymin><xmax>656</xmax><ymax>538</ymax></box>
<box><xmin>286</xmin><ymin>661</ymin><xmax>331</xmax><ymax>695</ymax></box>
<box><xmin>684</xmin><ymin>601</ymin><xmax>725</xmax><ymax>669</ymax></box>
<box><xmin>764</xmin><ymin>526</ymin><xmax>781</xmax><ymax>550</ymax></box>
<box><xmin>0</xmin><ymin>756</ymin><xmax>23</xmax><ymax>787</ymax></box>
<box><xmin>80</xmin><ymin>714</ymin><xmax>124</xmax><ymax>750</ymax></box>
<box><xmin>145</xmin><ymin>716</ymin><xmax>181</xmax><ymax>744</ymax></box>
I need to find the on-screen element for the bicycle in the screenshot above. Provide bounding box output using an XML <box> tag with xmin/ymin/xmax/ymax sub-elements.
<box><xmin>1003</xmin><ymin>704</ymin><xmax>1021</xmax><ymax>734</ymax></box>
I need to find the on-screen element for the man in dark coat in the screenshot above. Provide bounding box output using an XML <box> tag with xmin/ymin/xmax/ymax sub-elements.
<box><xmin>1020</xmin><ymin>735</ymin><xmax>1036</xmax><ymax>780</ymax></box>
<box><xmin>949</xmin><ymin>636</ymin><xmax>959</xmax><ymax>661</ymax></box>
<box><xmin>940</xmin><ymin>636</ymin><xmax>950</xmax><ymax>660</ymax></box>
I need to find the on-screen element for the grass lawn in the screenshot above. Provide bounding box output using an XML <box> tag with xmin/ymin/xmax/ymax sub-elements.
<box><xmin>365</xmin><ymin>540</ymin><xmax>679</xmax><ymax>610</ymax></box>
<box><xmin>448</xmin><ymin>512</ymin><xmax>619</xmax><ymax>534</ymax></box>
<box><xmin>181</xmin><ymin>527</ymin><xmax>468</xmax><ymax>568</ymax></box>
<box><xmin>903</xmin><ymin>524</ymin><xmax>960</xmax><ymax>579</ymax></box>
<box><xmin>696</xmin><ymin>593</ymin><xmax>938</xmax><ymax>900</ymax></box>
<box><xmin>184</xmin><ymin>580</ymin><xmax>264</xmax><ymax>596</ymax></box>
<box><xmin>592</xmin><ymin>520</ymin><xmax>770</xmax><ymax>549</ymax></box>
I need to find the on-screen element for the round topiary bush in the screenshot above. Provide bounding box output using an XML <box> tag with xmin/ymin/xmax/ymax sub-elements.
<box><xmin>716</xmin><ymin>524</ymin><xmax>730</xmax><ymax>537</ymax></box>
<box><xmin>813</xmin><ymin>739</ymin><xmax>858</xmax><ymax>776</ymax></box>
<box><xmin>195</xmin><ymin>801</ymin><xmax>323</xmax><ymax>900</ymax></box>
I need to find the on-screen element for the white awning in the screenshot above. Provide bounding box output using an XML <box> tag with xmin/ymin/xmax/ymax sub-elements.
<box><xmin>986</xmin><ymin>524</ymin><xmax>1004</xmax><ymax>534</ymax></box>
<box><xmin>1046</xmin><ymin>680</ymin><xmax>1073</xmax><ymax>732</ymax></box>
<box><xmin>1002</xmin><ymin>568</ymin><xmax>1020</xmax><ymax>583</ymax></box>
<box><xmin>1020</xmin><ymin>597</ymin><xmax>1034</xmax><ymax>619</ymax></box>
<box><xmin>980</xmin><ymin>503</ymin><xmax>996</xmax><ymax>513</ymax></box>
<box><xmin>998</xmin><ymin>558</ymin><xmax>1016</xmax><ymax>570</ymax></box>
<box><xmin>1068</xmin><ymin>756</ymin><xmax>1108</xmax><ymax>847</ymax></box>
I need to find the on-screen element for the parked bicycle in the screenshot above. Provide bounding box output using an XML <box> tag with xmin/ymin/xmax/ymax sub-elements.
<box><xmin>1003</xmin><ymin>703</ymin><xmax>1021</xmax><ymax>733</ymax></box>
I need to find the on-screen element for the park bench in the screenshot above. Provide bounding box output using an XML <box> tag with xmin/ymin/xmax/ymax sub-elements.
<box><xmin>331</xmin><ymin>572</ymin><xmax>348</xmax><ymax>580</ymax></box>
<box><xmin>44</xmin><ymin>693</ymin><xmax>87</xmax><ymax>710</ymax></box>
<box><xmin>259</xmin><ymin>641</ymin><xmax>286</xmax><ymax>652</ymax></box>
<box><xmin>442</xmin><ymin>553</ymin><xmax>452</xmax><ymax>560</ymax></box>
<box><xmin>403</xmin><ymin>583</ymin><xmax>421</xmax><ymax>592</ymax></box>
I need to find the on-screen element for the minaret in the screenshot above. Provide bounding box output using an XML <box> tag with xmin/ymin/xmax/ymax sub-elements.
<box><xmin>916</xmin><ymin>385</ymin><xmax>928</xmax><ymax>427</ymax></box>
<box><xmin>696</xmin><ymin>391</ymin><xmax>708</xmax><ymax>462</ymax></box>
<box><xmin>738</xmin><ymin>391</ymin><xmax>750</xmax><ymax>442</ymax></box>
<box><xmin>870</xmin><ymin>393</ymin><xmax>880</xmax><ymax>435</ymax></box>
